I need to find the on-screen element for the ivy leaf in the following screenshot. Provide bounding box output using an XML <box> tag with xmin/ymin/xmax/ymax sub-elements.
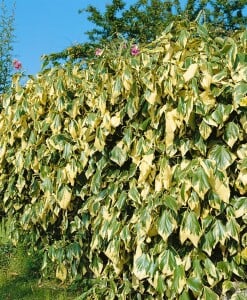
<box><xmin>155</xmin><ymin>274</ymin><xmax>166</xmax><ymax>294</ymax></box>
<box><xmin>163</xmin><ymin>195</ymin><xmax>179</xmax><ymax>212</ymax></box>
<box><xmin>202</xmin><ymin>231</ymin><xmax>217</xmax><ymax>256</ymax></box>
<box><xmin>57</xmin><ymin>185</ymin><xmax>72</xmax><ymax>210</ymax></box>
<box><xmin>201</xmin><ymin>287</ymin><xmax>219</xmax><ymax>300</ymax></box>
<box><xmin>158</xmin><ymin>249</ymin><xmax>177</xmax><ymax>276</ymax></box>
<box><xmin>233</xmin><ymin>82</ymin><xmax>247</xmax><ymax>108</ymax></box>
<box><xmin>208</xmin><ymin>144</ymin><xmax>236</xmax><ymax>170</ymax></box>
<box><xmin>56</xmin><ymin>263</ymin><xmax>67</xmax><ymax>282</ymax></box>
<box><xmin>91</xmin><ymin>255</ymin><xmax>104</xmax><ymax>276</ymax></box>
<box><xmin>199</xmin><ymin>120</ymin><xmax>212</xmax><ymax>140</ymax></box>
<box><xmin>110</xmin><ymin>144</ymin><xmax>127</xmax><ymax>167</ymax></box>
<box><xmin>211</xmin><ymin>220</ymin><xmax>227</xmax><ymax>246</ymax></box>
<box><xmin>157</xmin><ymin>210</ymin><xmax>177</xmax><ymax>241</ymax></box>
<box><xmin>192</xmin><ymin>166</ymin><xmax>210</xmax><ymax>199</ymax></box>
<box><xmin>171</xmin><ymin>265</ymin><xmax>186</xmax><ymax>295</ymax></box>
<box><xmin>223</xmin><ymin>122</ymin><xmax>240</xmax><ymax>148</ymax></box>
<box><xmin>133</xmin><ymin>251</ymin><xmax>151</xmax><ymax>280</ymax></box>
<box><xmin>209</xmin><ymin>172</ymin><xmax>230</xmax><ymax>204</ymax></box>
<box><xmin>144</xmin><ymin>89</ymin><xmax>159</xmax><ymax>105</ymax></box>
<box><xmin>187</xmin><ymin>277</ymin><xmax>203</xmax><ymax>296</ymax></box>
<box><xmin>179</xmin><ymin>290</ymin><xmax>191</xmax><ymax>300</ymax></box>
<box><xmin>180</xmin><ymin>211</ymin><xmax>201</xmax><ymax>247</ymax></box>
<box><xmin>232</xmin><ymin>197</ymin><xmax>247</xmax><ymax>218</ymax></box>
<box><xmin>128</xmin><ymin>185</ymin><xmax>140</xmax><ymax>204</ymax></box>
<box><xmin>226</xmin><ymin>218</ymin><xmax>240</xmax><ymax>242</ymax></box>
<box><xmin>183</xmin><ymin>63</ymin><xmax>198</xmax><ymax>82</ymax></box>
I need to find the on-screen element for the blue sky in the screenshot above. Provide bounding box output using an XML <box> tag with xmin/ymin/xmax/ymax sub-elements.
<box><xmin>10</xmin><ymin>0</ymin><xmax>137</xmax><ymax>75</ymax></box>
<box><xmin>7</xmin><ymin>0</ymin><xmax>245</xmax><ymax>76</ymax></box>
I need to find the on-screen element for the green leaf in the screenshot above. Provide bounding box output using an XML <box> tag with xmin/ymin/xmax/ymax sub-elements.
<box><xmin>204</xmin><ymin>258</ymin><xmax>218</xmax><ymax>280</ymax></box>
<box><xmin>128</xmin><ymin>185</ymin><xmax>140</xmax><ymax>205</ymax></box>
<box><xmin>158</xmin><ymin>249</ymin><xmax>177</xmax><ymax>276</ymax></box>
<box><xmin>155</xmin><ymin>274</ymin><xmax>166</xmax><ymax>294</ymax></box>
<box><xmin>91</xmin><ymin>255</ymin><xmax>104</xmax><ymax>276</ymax></box>
<box><xmin>192</xmin><ymin>166</ymin><xmax>210</xmax><ymax>199</ymax></box>
<box><xmin>187</xmin><ymin>277</ymin><xmax>203</xmax><ymax>295</ymax></box>
<box><xmin>223</xmin><ymin>122</ymin><xmax>240</xmax><ymax>148</ymax></box>
<box><xmin>178</xmin><ymin>29</ymin><xmax>190</xmax><ymax>48</ymax></box>
<box><xmin>180</xmin><ymin>211</ymin><xmax>201</xmax><ymax>247</ymax></box>
<box><xmin>179</xmin><ymin>290</ymin><xmax>191</xmax><ymax>300</ymax></box>
<box><xmin>91</xmin><ymin>170</ymin><xmax>102</xmax><ymax>194</ymax></box>
<box><xmin>157</xmin><ymin>210</ymin><xmax>177</xmax><ymax>241</ymax></box>
<box><xmin>57</xmin><ymin>184</ymin><xmax>72</xmax><ymax>210</ymax></box>
<box><xmin>208</xmin><ymin>144</ymin><xmax>235</xmax><ymax>170</ymax></box>
<box><xmin>199</xmin><ymin>120</ymin><xmax>212</xmax><ymax>140</ymax></box>
<box><xmin>233</xmin><ymin>82</ymin><xmax>247</xmax><ymax>108</ymax></box>
<box><xmin>110</xmin><ymin>144</ymin><xmax>127</xmax><ymax>167</ymax></box>
<box><xmin>202</xmin><ymin>231</ymin><xmax>216</xmax><ymax>256</ymax></box>
<box><xmin>212</xmin><ymin>70</ymin><xmax>227</xmax><ymax>83</ymax></box>
<box><xmin>226</xmin><ymin>218</ymin><xmax>240</xmax><ymax>242</ymax></box>
<box><xmin>133</xmin><ymin>252</ymin><xmax>151</xmax><ymax>280</ymax></box>
<box><xmin>211</xmin><ymin>220</ymin><xmax>227</xmax><ymax>246</ymax></box>
<box><xmin>171</xmin><ymin>265</ymin><xmax>186</xmax><ymax>295</ymax></box>
<box><xmin>201</xmin><ymin>287</ymin><xmax>219</xmax><ymax>300</ymax></box>
<box><xmin>232</xmin><ymin>197</ymin><xmax>247</xmax><ymax>218</ymax></box>
<box><xmin>163</xmin><ymin>195</ymin><xmax>179</xmax><ymax>212</ymax></box>
<box><xmin>104</xmin><ymin>238</ymin><xmax>121</xmax><ymax>264</ymax></box>
<box><xmin>122</xmin><ymin>65</ymin><xmax>133</xmax><ymax>91</ymax></box>
<box><xmin>111</xmin><ymin>76</ymin><xmax>122</xmax><ymax>101</ymax></box>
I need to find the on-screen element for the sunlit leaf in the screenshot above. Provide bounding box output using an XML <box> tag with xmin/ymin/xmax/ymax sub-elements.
<box><xmin>57</xmin><ymin>185</ymin><xmax>72</xmax><ymax>210</ymax></box>
<box><xmin>183</xmin><ymin>63</ymin><xmax>198</xmax><ymax>82</ymax></box>
<box><xmin>110</xmin><ymin>143</ymin><xmax>128</xmax><ymax>167</ymax></box>
<box><xmin>187</xmin><ymin>277</ymin><xmax>203</xmax><ymax>296</ymax></box>
<box><xmin>201</xmin><ymin>287</ymin><xmax>219</xmax><ymax>300</ymax></box>
<box><xmin>211</xmin><ymin>219</ymin><xmax>227</xmax><ymax>246</ymax></box>
<box><xmin>208</xmin><ymin>144</ymin><xmax>236</xmax><ymax>170</ymax></box>
<box><xmin>56</xmin><ymin>263</ymin><xmax>67</xmax><ymax>282</ymax></box>
<box><xmin>158</xmin><ymin>249</ymin><xmax>178</xmax><ymax>276</ymax></box>
<box><xmin>157</xmin><ymin>210</ymin><xmax>177</xmax><ymax>241</ymax></box>
<box><xmin>133</xmin><ymin>250</ymin><xmax>151</xmax><ymax>280</ymax></box>
<box><xmin>180</xmin><ymin>211</ymin><xmax>201</xmax><ymax>247</ymax></box>
<box><xmin>171</xmin><ymin>265</ymin><xmax>186</xmax><ymax>294</ymax></box>
<box><xmin>192</xmin><ymin>166</ymin><xmax>210</xmax><ymax>199</ymax></box>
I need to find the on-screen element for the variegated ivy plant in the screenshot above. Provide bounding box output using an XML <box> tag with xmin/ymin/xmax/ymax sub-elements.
<box><xmin>0</xmin><ymin>21</ymin><xmax>246</xmax><ymax>299</ymax></box>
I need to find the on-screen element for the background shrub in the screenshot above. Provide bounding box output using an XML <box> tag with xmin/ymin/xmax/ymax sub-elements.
<box><xmin>0</xmin><ymin>21</ymin><xmax>246</xmax><ymax>299</ymax></box>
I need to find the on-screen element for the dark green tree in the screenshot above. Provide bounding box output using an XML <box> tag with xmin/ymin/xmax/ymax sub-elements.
<box><xmin>206</xmin><ymin>0</ymin><xmax>247</xmax><ymax>30</ymax></box>
<box><xmin>0</xmin><ymin>0</ymin><xmax>15</xmax><ymax>94</ymax></box>
<box><xmin>82</xmin><ymin>0</ymin><xmax>246</xmax><ymax>43</ymax></box>
<box><xmin>42</xmin><ymin>0</ymin><xmax>246</xmax><ymax>64</ymax></box>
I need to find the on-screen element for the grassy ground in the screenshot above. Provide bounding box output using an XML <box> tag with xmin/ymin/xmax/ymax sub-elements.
<box><xmin>0</xmin><ymin>219</ymin><xmax>78</xmax><ymax>300</ymax></box>
<box><xmin>0</xmin><ymin>246</ymin><xmax>78</xmax><ymax>300</ymax></box>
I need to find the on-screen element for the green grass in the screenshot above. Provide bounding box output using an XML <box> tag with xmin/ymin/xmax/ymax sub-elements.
<box><xmin>0</xmin><ymin>218</ymin><xmax>78</xmax><ymax>300</ymax></box>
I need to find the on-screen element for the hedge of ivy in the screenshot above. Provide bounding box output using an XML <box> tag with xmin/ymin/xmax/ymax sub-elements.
<box><xmin>0</xmin><ymin>21</ymin><xmax>247</xmax><ymax>299</ymax></box>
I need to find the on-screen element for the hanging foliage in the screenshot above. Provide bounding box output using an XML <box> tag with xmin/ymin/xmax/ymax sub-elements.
<box><xmin>0</xmin><ymin>21</ymin><xmax>247</xmax><ymax>299</ymax></box>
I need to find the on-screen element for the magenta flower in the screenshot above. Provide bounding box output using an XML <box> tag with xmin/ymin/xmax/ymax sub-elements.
<box><xmin>13</xmin><ymin>59</ymin><xmax>22</xmax><ymax>70</ymax></box>
<box><xmin>95</xmin><ymin>48</ymin><xmax>103</xmax><ymax>56</ymax></box>
<box><xmin>130</xmin><ymin>44</ymin><xmax>140</xmax><ymax>56</ymax></box>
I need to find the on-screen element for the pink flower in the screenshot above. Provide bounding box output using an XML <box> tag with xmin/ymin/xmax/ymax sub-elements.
<box><xmin>95</xmin><ymin>48</ymin><xmax>103</xmax><ymax>56</ymax></box>
<box><xmin>13</xmin><ymin>59</ymin><xmax>22</xmax><ymax>70</ymax></box>
<box><xmin>130</xmin><ymin>44</ymin><xmax>140</xmax><ymax>56</ymax></box>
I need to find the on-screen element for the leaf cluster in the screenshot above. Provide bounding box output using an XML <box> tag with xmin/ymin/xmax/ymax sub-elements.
<box><xmin>0</xmin><ymin>21</ymin><xmax>247</xmax><ymax>299</ymax></box>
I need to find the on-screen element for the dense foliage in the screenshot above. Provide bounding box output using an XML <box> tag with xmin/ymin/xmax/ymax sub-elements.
<box><xmin>43</xmin><ymin>0</ymin><xmax>247</xmax><ymax>63</ymax></box>
<box><xmin>0</xmin><ymin>21</ymin><xmax>247</xmax><ymax>299</ymax></box>
<box><xmin>0</xmin><ymin>0</ymin><xmax>15</xmax><ymax>94</ymax></box>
